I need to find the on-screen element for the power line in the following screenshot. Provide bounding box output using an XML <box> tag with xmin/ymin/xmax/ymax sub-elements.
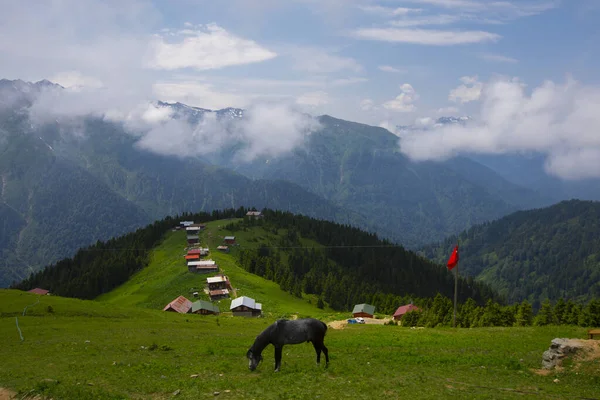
<box><xmin>75</xmin><ymin>244</ymin><xmax>411</xmax><ymax>252</ymax></box>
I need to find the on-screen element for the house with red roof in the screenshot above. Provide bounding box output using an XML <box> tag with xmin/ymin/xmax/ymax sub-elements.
<box><xmin>163</xmin><ymin>296</ymin><xmax>192</xmax><ymax>314</ymax></box>
<box><xmin>393</xmin><ymin>304</ymin><xmax>422</xmax><ymax>321</ymax></box>
<box><xmin>28</xmin><ymin>288</ymin><xmax>50</xmax><ymax>295</ymax></box>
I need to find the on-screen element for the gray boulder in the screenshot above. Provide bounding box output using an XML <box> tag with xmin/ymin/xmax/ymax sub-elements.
<box><xmin>542</xmin><ymin>338</ymin><xmax>591</xmax><ymax>369</ymax></box>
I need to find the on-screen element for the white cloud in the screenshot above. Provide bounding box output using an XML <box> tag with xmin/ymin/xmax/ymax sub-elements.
<box><xmin>360</xmin><ymin>98</ymin><xmax>378</xmax><ymax>111</ymax></box>
<box><xmin>50</xmin><ymin>71</ymin><xmax>104</xmax><ymax>90</ymax></box>
<box><xmin>449</xmin><ymin>75</ymin><xmax>483</xmax><ymax>103</ymax></box>
<box><xmin>403</xmin><ymin>0</ymin><xmax>558</xmax><ymax>18</ymax></box>
<box><xmin>233</xmin><ymin>103</ymin><xmax>322</xmax><ymax>161</ymax></box>
<box><xmin>383</xmin><ymin>83</ymin><xmax>419</xmax><ymax>112</ymax></box>
<box><xmin>437</xmin><ymin>106</ymin><xmax>460</xmax><ymax>114</ymax></box>
<box><xmin>479</xmin><ymin>53</ymin><xmax>519</xmax><ymax>63</ymax></box>
<box><xmin>358</xmin><ymin>5</ymin><xmax>423</xmax><ymax>16</ymax></box>
<box><xmin>398</xmin><ymin>76</ymin><xmax>600</xmax><ymax>180</ymax></box>
<box><xmin>330</xmin><ymin>77</ymin><xmax>369</xmax><ymax>86</ymax></box>
<box><xmin>289</xmin><ymin>46</ymin><xmax>363</xmax><ymax>73</ymax></box>
<box><xmin>351</xmin><ymin>28</ymin><xmax>501</xmax><ymax>45</ymax></box>
<box><xmin>388</xmin><ymin>14</ymin><xmax>461</xmax><ymax>27</ymax></box>
<box><xmin>146</xmin><ymin>23</ymin><xmax>277</xmax><ymax>71</ymax></box>
<box><xmin>296</xmin><ymin>91</ymin><xmax>330</xmax><ymax>107</ymax></box>
<box><xmin>379</xmin><ymin>120</ymin><xmax>399</xmax><ymax>135</ymax></box>
<box><xmin>152</xmin><ymin>81</ymin><xmax>250</xmax><ymax>109</ymax></box>
<box><xmin>378</xmin><ymin>65</ymin><xmax>407</xmax><ymax>73</ymax></box>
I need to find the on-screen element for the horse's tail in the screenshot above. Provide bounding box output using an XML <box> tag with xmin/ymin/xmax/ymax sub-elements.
<box><xmin>320</xmin><ymin>320</ymin><xmax>328</xmax><ymax>335</ymax></box>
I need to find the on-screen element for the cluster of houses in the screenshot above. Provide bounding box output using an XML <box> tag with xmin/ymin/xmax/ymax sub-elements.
<box><xmin>163</xmin><ymin>219</ymin><xmax>263</xmax><ymax>317</ymax></box>
<box><xmin>352</xmin><ymin>303</ymin><xmax>422</xmax><ymax>323</ymax></box>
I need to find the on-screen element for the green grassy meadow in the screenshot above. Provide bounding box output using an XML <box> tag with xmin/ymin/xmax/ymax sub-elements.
<box><xmin>1</xmin><ymin>290</ymin><xmax>598</xmax><ymax>399</ymax></box>
<box><xmin>2</xmin><ymin>221</ymin><xmax>599</xmax><ymax>399</ymax></box>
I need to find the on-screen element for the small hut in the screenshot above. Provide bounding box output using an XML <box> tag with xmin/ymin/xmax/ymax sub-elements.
<box><xmin>230</xmin><ymin>296</ymin><xmax>262</xmax><ymax>317</ymax></box>
<box><xmin>163</xmin><ymin>296</ymin><xmax>192</xmax><ymax>314</ymax></box>
<box><xmin>191</xmin><ymin>300</ymin><xmax>220</xmax><ymax>315</ymax></box>
<box><xmin>352</xmin><ymin>303</ymin><xmax>375</xmax><ymax>318</ymax></box>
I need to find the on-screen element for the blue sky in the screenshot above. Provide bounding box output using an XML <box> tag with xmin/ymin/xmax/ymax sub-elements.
<box><xmin>1</xmin><ymin>0</ymin><xmax>597</xmax><ymax>125</ymax></box>
<box><xmin>2</xmin><ymin>0</ymin><xmax>600</xmax><ymax>179</ymax></box>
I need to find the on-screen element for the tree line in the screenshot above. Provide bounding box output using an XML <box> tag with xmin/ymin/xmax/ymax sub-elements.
<box><xmin>401</xmin><ymin>294</ymin><xmax>600</xmax><ymax>328</ymax></box>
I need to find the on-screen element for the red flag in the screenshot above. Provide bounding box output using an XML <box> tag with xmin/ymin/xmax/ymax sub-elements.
<box><xmin>447</xmin><ymin>244</ymin><xmax>459</xmax><ymax>271</ymax></box>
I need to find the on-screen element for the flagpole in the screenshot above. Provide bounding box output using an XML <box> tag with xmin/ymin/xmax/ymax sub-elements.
<box><xmin>453</xmin><ymin>258</ymin><xmax>458</xmax><ymax>328</ymax></box>
<box><xmin>453</xmin><ymin>240</ymin><xmax>459</xmax><ymax>328</ymax></box>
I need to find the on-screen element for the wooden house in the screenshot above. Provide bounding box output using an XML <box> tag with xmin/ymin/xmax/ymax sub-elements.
<box><xmin>223</xmin><ymin>236</ymin><xmax>236</xmax><ymax>245</ymax></box>
<box><xmin>186</xmin><ymin>226</ymin><xmax>201</xmax><ymax>235</ymax></box>
<box><xmin>393</xmin><ymin>304</ymin><xmax>422</xmax><ymax>321</ymax></box>
<box><xmin>217</xmin><ymin>245</ymin><xmax>229</xmax><ymax>253</ymax></box>
<box><xmin>187</xmin><ymin>235</ymin><xmax>199</xmax><ymax>245</ymax></box>
<box><xmin>187</xmin><ymin>260</ymin><xmax>219</xmax><ymax>274</ymax></box>
<box><xmin>230</xmin><ymin>296</ymin><xmax>262</xmax><ymax>317</ymax></box>
<box><xmin>191</xmin><ymin>300</ymin><xmax>220</xmax><ymax>315</ymax></box>
<box><xmin>180</xmin><ymin>221</ymin><xmax>194</xmax><ymax>228</ymax></box>
<box><xmin>246</xmin><ymin>211</ymin><xmax>263</xmax><ymax>219</ymax></box>
<box><xmin>352</xmin><ymin>303</ymin><xmax>375</xmax><ymax>318</ymax></box>
<box><xmin>184</xmin><ymin>254</ymin><xmax>200</xmax><ymax>261</ymax></box>
<box><xmin>207</xmin><ymin>275</ymin><xmax>231</xmax><ymax>291</ymax></box>
<box><xmin>207</xmin><ymin>275</ymin><xmax>231</xmax><ymax>299</ymax></box>
<box><xmin>209</xmin><ymin>288</ymin><xmax>230</xmax><ymax>300</ymax></box>
<box><xmin>163</xmin><ymin>296</ymin><xmax>192</xmax><ymax>314</ymax></box>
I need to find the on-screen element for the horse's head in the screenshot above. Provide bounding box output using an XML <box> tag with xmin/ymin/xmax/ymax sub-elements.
<box><xmin>246</xmin><ymin>348</ymin><xmax>262</xmax><ymax>371</ymax></box>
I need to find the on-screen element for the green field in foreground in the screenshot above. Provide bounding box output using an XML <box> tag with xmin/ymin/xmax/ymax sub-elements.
<box><xmin>1</xmin><ymin>290</ymin><xmax>598</xmax><ymax>400</ymax></box>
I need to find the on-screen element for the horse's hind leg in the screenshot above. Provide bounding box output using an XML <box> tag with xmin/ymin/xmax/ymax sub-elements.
<box><xmin>321</xmin><ymin>343</ymin><xmax>329</xmax><ymax>367</ymax></box>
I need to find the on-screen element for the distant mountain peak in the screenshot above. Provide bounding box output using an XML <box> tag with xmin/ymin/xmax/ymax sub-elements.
<box><xmin>156</xmin><ymin>101</ymin><xmax>244</xmax><ymax>121</ymax></box>
<box><xmin>396</xmin><ymin>115</ymin><xmax>472</xmax><ymax>133</ymax></box>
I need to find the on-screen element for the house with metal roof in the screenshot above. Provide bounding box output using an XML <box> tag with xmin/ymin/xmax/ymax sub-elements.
<box><xmin>163</xmin><ymin>296</ymin><xmax>192</xmax><ymax>314</ymax></box>
<box><xmin>230</xmin><ymin>296</ymin><xmax>262</xmax><ymax>317</ymax></box>
<box><xmin>217</xmin><ymin>245</ymin><xmax>229</xmax><ymax>253</ymax></box>
<box><xmin>191</xmin><ymin>300</ymin><xmax>220</xmax><ymax>315</ymax></box>
<box><xmin>207</xmin><ymin>275</ymin><xmax>231</xmax><ymax>300</ymax></box>
<box><xmin>246</xmin><ymin>211</ymin><xmax>263</xmax><ymax>219</ymax></box>
<box><xmin>187</xmin><ymin>235</ymin><xmax>199</xmax><ymax>245</ymax></box>
<box><xmin>187</xmin><ymin>260</ymin><xmax>219</xmax><ymax>274</ymax></box>
<box><xmin>352</xmin><ymin>303</ymin><xmax>376</xmax><ymax>318</ymax></box>
<box><xmin>186</xmin><ymin>226</ymin><xmax>201</xmax><ymax>235</ymax></box>
<box><xmin>223</xmin><ymin>236</ymin><xmax>236</xmax><ymax>245</ymax></box>
<box><xmin>393</xmin><ymin>304</ymin><xmax>422</xmax><ymax>321</ymax></box>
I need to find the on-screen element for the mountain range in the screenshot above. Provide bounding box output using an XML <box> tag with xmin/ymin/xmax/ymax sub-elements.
<box><xmin>1</xmin><ymin>78</ymin><xmax>597</xmax><ymax>288</ymax></box>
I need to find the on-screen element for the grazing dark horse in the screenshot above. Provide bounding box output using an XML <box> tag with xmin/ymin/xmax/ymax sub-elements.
<box><xmin>246</xmin><ymin>318</ymin><xmax>329</xmax><ymax>372</ymax></box>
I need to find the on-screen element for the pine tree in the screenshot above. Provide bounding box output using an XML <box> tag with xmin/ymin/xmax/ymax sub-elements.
<box><xmin>534</xmin><ymin>299</ymin><xmax>554</xmax><ymax>326</ymax></box>
<box><xmin>317</xmin><ymin>296</ymin><xmax>325</xmax><ymax>309</ymax></box>
<box><xmin>515</xmin><ymin>300</ymin><xmax>533</xmax><ymax>326</ymax></box>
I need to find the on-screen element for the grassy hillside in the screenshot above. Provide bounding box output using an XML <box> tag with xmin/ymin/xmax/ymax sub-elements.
<box><xmin>421</xmin><ymin>200</ymin><xmax>600</xmax><ymax>306</ymax></box>
<box><xmin>98</xmin><ymin>220</ymin><xmax>329</xmax><ymax>317</ymax></box>
<box><xmin>1</xmin><ymin>289</ymin><xmax>598</xmax><ymax>399</ymax></box>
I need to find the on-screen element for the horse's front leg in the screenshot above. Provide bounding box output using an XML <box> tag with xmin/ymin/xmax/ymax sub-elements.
<box><xmin>274</xmin><ymin>345</ymin><xmax>283</xmax><ymax>372</ymax></box>
<box><xmin>312</xmin><ymin>341</ymin><xmax>322</xmax><ymax>365</ymax></box>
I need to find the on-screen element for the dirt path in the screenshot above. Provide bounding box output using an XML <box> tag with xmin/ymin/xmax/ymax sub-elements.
<box><xmin>0</xmin><ymin>388</ymin><xmax>16</xmax><ymax>400</ymax></box>
<box><xmin>328</xmin><ymin>317</ymin><xmax>392</xmax><ymax>329</ymax></box>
